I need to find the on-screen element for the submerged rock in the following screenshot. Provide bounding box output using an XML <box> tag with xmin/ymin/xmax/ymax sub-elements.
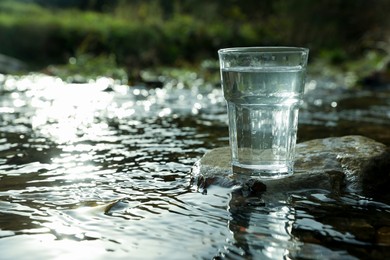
<box><xmin>192</xmin><ymin>135</ymin><xmax>390</xmax><ymax>199</ymax></box>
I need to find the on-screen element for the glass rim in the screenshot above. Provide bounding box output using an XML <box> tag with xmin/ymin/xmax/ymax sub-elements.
<box><xmin>218</xmin><ymin>46</ymin><xmax>309</xmax><ymax>54</ymax></box>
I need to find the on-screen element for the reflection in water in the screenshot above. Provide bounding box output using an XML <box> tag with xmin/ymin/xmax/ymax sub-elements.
<box><xmin>0</xmin><ymin>74</ymin><xmax>390</xmax><ymax>259</ymax></box>
<box><xmin>220</xmin><ymin>185</ymin><xmax>298</xmax><ymax>259</ymax></box>
<box><xmin>221</xmin><ymin>188</ymin><xmax>387</xmax><ymax>259</ymax></box>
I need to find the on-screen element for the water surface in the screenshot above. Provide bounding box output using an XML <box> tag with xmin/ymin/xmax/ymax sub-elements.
<box><xmin>0</xmin><ymin>73</ymin><xmax>389</xmax><ymax>259</ymax></box>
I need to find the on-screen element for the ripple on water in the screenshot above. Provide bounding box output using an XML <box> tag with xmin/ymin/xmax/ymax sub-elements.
<box><xmin>1</xmin><ymin>74</ymin><xmax>390</xmax><ymax>259</ymax></box>
<box><xmin>290</xmin><ymin>190</ymin><xmax>390</xmax><ymax>259</ymax></box>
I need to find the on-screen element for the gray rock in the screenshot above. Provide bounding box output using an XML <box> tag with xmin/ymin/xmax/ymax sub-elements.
<box><xmin>192</xmin><ymin>135</ymin><xmax>390</xmax><ymax>199</ymax></box>
<box><xmin>0</xmin><ymin>54</ymin><xmax>27</xmax><ymax>74</ymax></box>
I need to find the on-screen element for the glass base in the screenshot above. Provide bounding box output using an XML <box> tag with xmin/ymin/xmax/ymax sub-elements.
<box><xmin>232</xmin><ymin>163</ymin><xmax>293</xmax><ymax>180</ymax></box>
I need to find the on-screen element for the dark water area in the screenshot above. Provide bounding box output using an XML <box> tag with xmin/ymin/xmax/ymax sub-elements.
<box><xmin>0</xmin><ymin>73</ymin><xmax>390</xmax><ymax>259</ymax></box>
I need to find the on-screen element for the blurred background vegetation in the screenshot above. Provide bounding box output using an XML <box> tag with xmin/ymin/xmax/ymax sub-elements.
<box><xmin>0</xmin><ymin>0</ymin><xmax>390</xmax><ymax>82</ymax></box>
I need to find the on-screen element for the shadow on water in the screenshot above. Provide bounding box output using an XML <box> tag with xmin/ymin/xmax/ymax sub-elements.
<box><xmin>0</xmin><ymin>73</ymin><xmax>390</xmax><ymax>259</ymax></box>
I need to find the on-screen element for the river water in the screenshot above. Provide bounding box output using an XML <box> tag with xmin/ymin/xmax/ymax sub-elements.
<box><xmin>0</xmin><ymin>73</ymin><xmax>389</xmax><ymax>259</ymax></box>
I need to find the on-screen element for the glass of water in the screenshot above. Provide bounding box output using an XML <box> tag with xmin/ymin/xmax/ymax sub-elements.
<box><xmin>218</xmin><ymin>47</ymin><xmax>309</xmax><ymax>179</ymax></box>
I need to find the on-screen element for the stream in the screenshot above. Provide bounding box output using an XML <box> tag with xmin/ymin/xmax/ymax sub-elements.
<box><xmin>0</xmin><ymin>73</ymin><xmax>390</xmax><ymax>259</ymax></box>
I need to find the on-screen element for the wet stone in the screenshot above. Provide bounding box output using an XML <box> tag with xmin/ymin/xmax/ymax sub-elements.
<box><xmin>377</xmin><ymin>226</ymin><xmax>390</xmax><ymax>245</ymax></box>
<box><xmin>192</xmin><ymin>135</ymin><xmax>390</xmax><ymax>199</ymax></box>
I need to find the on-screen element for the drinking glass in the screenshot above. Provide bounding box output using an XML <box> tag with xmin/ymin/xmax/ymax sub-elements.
<box><xmin>218</xmin><ymin>47</ymin><xmax>309</xmax><ymax>179</ymax></box>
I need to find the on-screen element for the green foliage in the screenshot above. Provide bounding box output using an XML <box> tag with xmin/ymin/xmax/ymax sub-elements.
<box><xmin>47</xmin><ymin>53</ymin><xmax>128</xmax><ymax>83</ymax></box>
<box><xmin>0</xmin><ymin>0</ymin><xmax>389</xmax><ymax>75</ymax></box>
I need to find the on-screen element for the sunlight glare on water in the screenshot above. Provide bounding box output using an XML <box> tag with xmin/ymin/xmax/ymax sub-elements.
<box><xmin>0</xmin><ymin>73</ymin><xmax>231</xmax><ymax>259</ymax></box>
<box><xmin>0</xmin><ymin>73</ymin><xmax>390</xmax><ymax>259</ymax></box>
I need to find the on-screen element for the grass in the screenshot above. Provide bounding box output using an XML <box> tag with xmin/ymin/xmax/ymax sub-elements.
<box><xmin>0</xmin><ymin>0</ymin><xmax>389</xmax><ymax>84</ymax></box>
<box><xmin>0</xmin><ymin>1</ymin><xmax>233</xmax><ymax>67</ymax></box>
<box><xmin>0</xmin><ymin>1</ymin><xmax>248</xmax><ymax>81</ymax></box>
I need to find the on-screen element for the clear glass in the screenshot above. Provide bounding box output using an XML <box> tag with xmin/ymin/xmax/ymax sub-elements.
<box><xmin>218</xmin><ymin>47</ymin><xmax>309</xmax><ymax>179</ymax></box>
